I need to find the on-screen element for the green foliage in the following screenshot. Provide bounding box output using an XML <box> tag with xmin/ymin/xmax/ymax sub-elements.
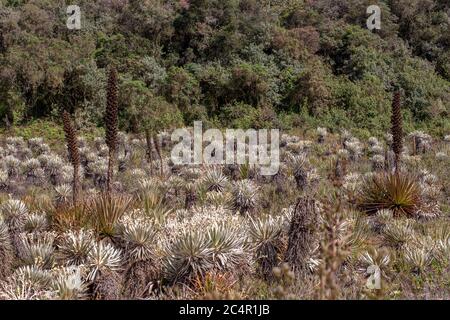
<box><xmin>0</xmin><ymin>0</ymin><xmax>448</xmax><ymax>136</ymax></box>
<box><xmin>120</xmin><ymin>78</ymin><xmax>183</xmax><ymax>133</ymax></box>
<box><xmin>221</xmin><ymin>102</ymin><xmax>280</xmax><ymax>129</ymax></box>
<box><xmin>164</xmin><ymin>66</ymin><xmax>200</xmax><ymax>111</ymax></box>
<box><xmin>1</xmin><ymin>120</ymin><xmax>64</xmax><ymax>146</ymax></box>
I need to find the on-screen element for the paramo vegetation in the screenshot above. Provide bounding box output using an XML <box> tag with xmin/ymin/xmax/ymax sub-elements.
<box><xmin>0</xmin><ymin>0</ymin><xmax>449</xmax><ymax>301</ymax></box>
<box><xmin>0</xmin><ymin>85</ymin><xmax>449</xmax><ymax>299</ymax></box>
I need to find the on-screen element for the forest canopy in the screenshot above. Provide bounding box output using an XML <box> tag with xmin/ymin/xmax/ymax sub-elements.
<box><xmin>0</xmin><ymin>0</ymin><xmax>449</xmax><ymax>136</ymax></box>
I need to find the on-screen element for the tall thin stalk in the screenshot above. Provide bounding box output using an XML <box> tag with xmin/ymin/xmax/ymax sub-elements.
<box><xmin>105</xmin><ymin>66</ymin><xmax>119</xmax><ymax>196</ymax></box>
<box><xmin>317</xmin><ymin>199</ymin><xmax>347</xmax><ymax>300</ymax></box>
<box><xmin>145</xmin><ymin>128</ymin><xmax>154</xmax><ymax>176</ymax></box>
<box><xmin>153</xmin><ymin>133</ymin><xmax>163</xmax><ymax>176</ymax></box>
<box><xmin>62</xmin><ymin>110</ymin><xmax>80</xmax><ymax>206</ymax></box>
<box><xmin>391</xmin><ymin>90</ymin><xmax>403</xmax><ymax>173</ymax></box>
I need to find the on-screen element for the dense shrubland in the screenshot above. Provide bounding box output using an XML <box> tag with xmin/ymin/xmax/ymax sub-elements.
<box><xmin>0</xmin><ymin>0</ymin><xmax>449</xmax><ymax>136</ymax></box>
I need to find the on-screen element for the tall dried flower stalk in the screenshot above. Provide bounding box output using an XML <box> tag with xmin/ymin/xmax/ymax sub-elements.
<box><xmin>62</xmin><ymin>110</ymin><xmax>81</xmax><ymax>206</ymax></box>
<box><xmin>153</xmin><ymin>134</ymin><xmax>163</xmax><ymax>176</ymax></box>
<box><xmin>391</xmin><ymin>90</ymin><xmax>403</xmax><ymax>173</ymax></box>
<box><xmin>105</xmin><ymin>66</ymin><xmax>119</xmax><ymax>195</ymax></box>
<box><xmin>145</xmin><ymin>129</ymin><xmax>154</xmax><ymax>176</ymax></box>
<box><xmin>317</xmin><ymin>199</ymin><xmax>348</xmax><ymax>300</ymax></box>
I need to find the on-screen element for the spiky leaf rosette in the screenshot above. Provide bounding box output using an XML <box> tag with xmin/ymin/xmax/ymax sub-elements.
<box><xmin>0</xmin><ymin>273</ymin><xmax>53</xmax><ymax>300</ymax></box>
<box><xmin>62</xmin><ymin>111</ymin><xmax>80</xmax><ymax>167</ymax></box>
<box><xmin>231</xmin><ymin>180</ymin><xmax>259</xmax><ymax>214</ymax></box>
<box><xmin>163</xmin><ymin>231</ymin><xmax>214</xmax><ymax>284</ymax></box>
<box><xmin>54</xmin><ymin>184</ymin><xmax>72</xmax><ymax>204</ymax></box>
<box><xmin>57</xmin><ymin>229</ymin><xmax>94</xmax><ymax>266</ymax></box>
<box><xmin>0</xmin><ymin>220</ymin><xmax>14</xmax><ymax>280</ymax></box>
<box><xmin>1</xmin><ymin>199</ymin><xmax>28</xmax><ymax>231</ymax></box>
<box><xmin>391</xmin><ymin>91</ymin><xmax>403</xmax><ymax>170</ymax></box>
<box><xmin>87</xmin><ymin>241</ymin><xmax>122</xmax><ymax>281</ymax></box>
<box><xmin>358</xmin><ymin>173</ymin><xmax>422</xmax><ymax>218</ymax></box>
<box><xmin>19</xmin><ymin>232</ymin><xmax>56</xmax><ymax>268</ymax></box>
<box><xmin>248</xmin><ymin>216</ymin><xmax>284</xmax><ymax>280</ymax></box>
<box><xmin>290</xmin><ymin>154</ymin><xmax>309</xmax><ymax>190</ymax></box>
<box><xmin>382</xmin><ymin>219</ymin><xmax>414</xmax><ymax>248</ymax></box>
<box><xmin>121</xmin><ymin>216</ymin><xmax>157</xmax><ymax>262</ymax></box>
<box><xmin>13</xmin><ymin>265</ymin><xmax>52</xmax><ymax>287</ymax></box>
<box><xmin>90</xmin><ymin>194</ymin><xmax>132</xmax><ymax>237</ymax></box>
<box><xmin>105</xmin><ymin>66</ymin><xmax>118</xmax><ymax>153</ymax></box>
<box><xmin>206</xmin><ymin>223</ymin><xmax>247</xmax><ymax>271</ymax></box>
<box><xmin>50</xmin><ymin>265</ymin><xmax>88</xmax><ymax>300</ymax></box>
<box><xmin>202</xmin><ymin>166</ymin><xmax>229</xmax><ymax>192</ymax></box>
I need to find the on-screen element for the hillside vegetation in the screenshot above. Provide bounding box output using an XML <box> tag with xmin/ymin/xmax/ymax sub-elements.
<box><xmin>0</xmin><ymin>1</ymin><xmax>450</xmax><ymax>301</ymax></box>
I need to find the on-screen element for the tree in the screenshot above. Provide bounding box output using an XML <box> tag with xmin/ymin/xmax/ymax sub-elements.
<box><xmin>120</xmin><ymin>78</ymin><xmax>183</xmax><ymax>175</ymax></box>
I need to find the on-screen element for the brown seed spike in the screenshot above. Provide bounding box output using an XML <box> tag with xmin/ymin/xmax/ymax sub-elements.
<box><xmin>62</xmin><ymin>110</ymin><xmax>80</xmax><ymax>206</ymax></box>
<box><xmin>391</xmin><ymin>90</ymin><xmax>403</xmax><ymax>173</ymax></box>
<box><xmin>105</xmin><ymin>66</ymin><xmax>119</xmax><ymax>153</ymax></box>
<box><xmin>62</xmin><ymin>111</ymin><xmax>80</xmax><ymax>166</ymax></box>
